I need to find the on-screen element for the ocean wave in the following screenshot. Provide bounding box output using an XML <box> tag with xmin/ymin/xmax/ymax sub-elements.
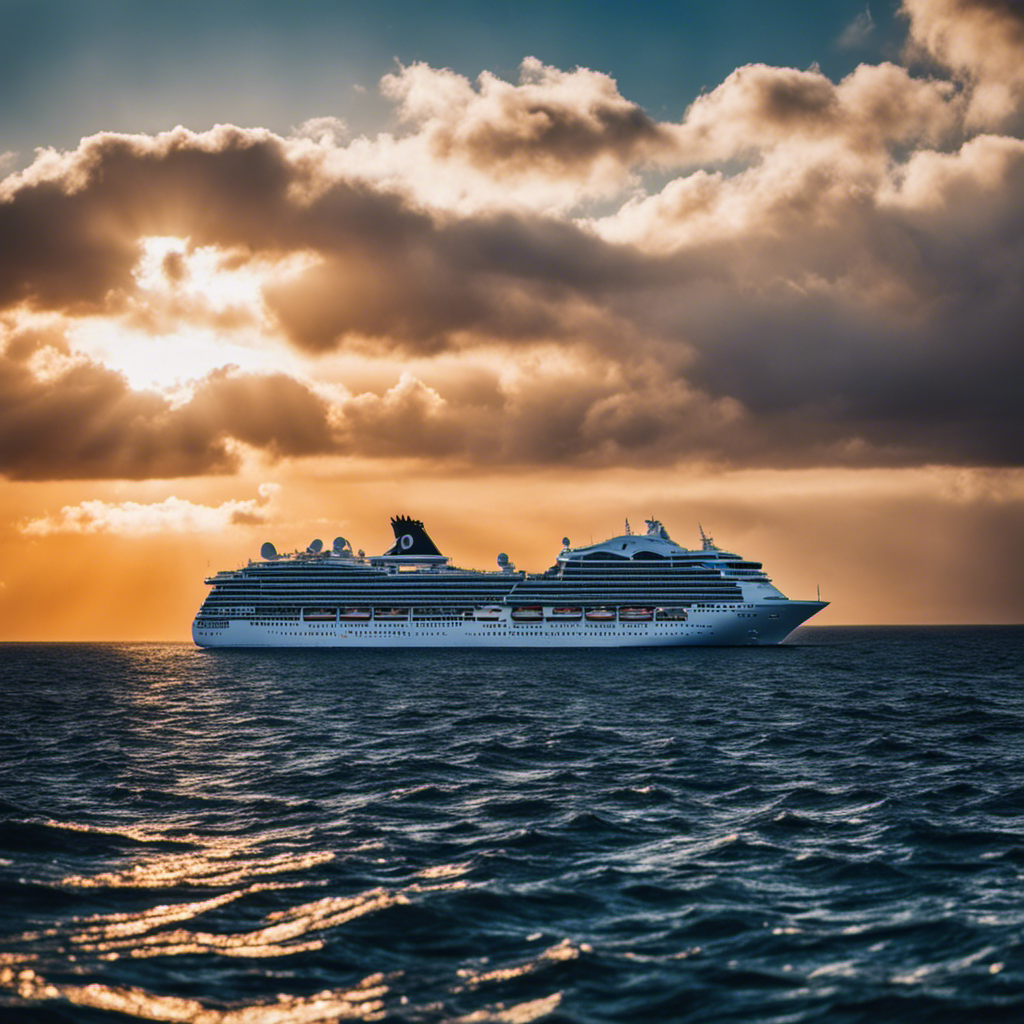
<box><xmin>3</xmin><ymin>631</ymin><xmax>1023</xmax><ymax>1022</ymax></box>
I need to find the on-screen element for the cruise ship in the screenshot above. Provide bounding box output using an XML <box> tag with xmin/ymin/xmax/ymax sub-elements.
<box><xmin>192</xmin><ymin>516</ymin><xmax>827</xmax><ymax>647</ymax></box>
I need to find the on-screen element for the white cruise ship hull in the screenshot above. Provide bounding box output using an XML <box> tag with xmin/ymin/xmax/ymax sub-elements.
<box><xmin>193</xmin><ymin>601</ymin><xmax>826</xmax><ymax>649</ymax></box>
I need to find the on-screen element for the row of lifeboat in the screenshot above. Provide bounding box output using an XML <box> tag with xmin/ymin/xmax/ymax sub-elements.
<box><xmin>303</xmin><ymin>608</ymin><xmax>400</xmax><ymax>621</ymax></box>
<box><xmin>302</xmin><ymin>606</ymin><xmax>689</xmax><ymax>623</ymax></box>
<box><xmin>501</xmin><ymin>606</ymin><xmax>687</xmax><ymax>623</ymax></box>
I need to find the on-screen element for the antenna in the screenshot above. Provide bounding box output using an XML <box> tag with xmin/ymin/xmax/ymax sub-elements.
<box><xmin>624</xmin><ymin>517</ymin><xmax>632</xmax><ymax>535</ymax></box>
<box><xmin>817</xmin><ymin>584</ymin><xmax>821</xmax><ymax>601</ymax></box>
<box><xmin>698</xmin><ymin>523</ymin><xmax>714</xmax><ymax>550</ymax></box>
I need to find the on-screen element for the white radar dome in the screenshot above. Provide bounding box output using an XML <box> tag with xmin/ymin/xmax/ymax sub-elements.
<box><xmin>497</xmin><ymin>552</ymin><xmax>509</xmax><ymax>567</ymax></box>
<box><xmin>260</xmin><ymin>541</ymin><xmax>278</xmax><ymax>559</ymax></box>
<box><xmin>307</xmin><ymin>538</ymin><xmax>323</xmax><ymax>553</ymax></box>
<box><xmin>562</xmin><ymin>537</ymin><xmax>570</xmax><ymax>548</ymax></box>
<box><xmin>333</xmin><ymin>536</ymin><xmax>350</xmax><ymax>554</ymax></box>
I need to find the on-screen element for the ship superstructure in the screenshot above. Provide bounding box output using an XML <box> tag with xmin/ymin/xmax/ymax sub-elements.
<box><xmin>193</xmin><ymin>516</ymin><xmax>827</xmax><ymax>647</ymax></box>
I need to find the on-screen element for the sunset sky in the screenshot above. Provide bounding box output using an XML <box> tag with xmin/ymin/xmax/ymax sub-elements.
<box><xmin>2</xmin><ymin>0</ymin><xmax>1023</xmax><ymax>639</ymax></box>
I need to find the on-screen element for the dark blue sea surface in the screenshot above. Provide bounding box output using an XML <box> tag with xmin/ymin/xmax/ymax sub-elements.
<box><xmin>2</xmin><ymin>627</ymin><xmax>1023</xmax><ymax>1023</ymax></box>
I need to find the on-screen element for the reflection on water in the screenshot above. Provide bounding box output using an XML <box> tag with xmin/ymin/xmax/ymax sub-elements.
<box><xmin>3</xmin><ymin>635</ymin><xmax>1024</xmax><ymax>1022</ymax></box>
<box><xmin>61</xmin><ymin>844</ymin><xmax>335</xmax><ymax>890</ymax></box>
<box><xmin>0</xmin><ymin>810</ymin><xmax>494</xmax><ymax>1020</ymax></box>
<box><xmin>452</xmin><ymin>993</ymin><xmax>563</xmax><ymax>1024</ymax></box>
<box><xmin>2</xmin><ymin>966</ymin><xmax>392</xmax><ymax>1022</ymax></box>
<box><xmin>2</xmin><ymin>965</ymin><xmax>560</xmax><ymax>1024</ymax></box>
<box><xmin>1</xmin><ymin>821</ymin><xmax>482</xmax><ymax>1004</ymax></box>
<box><xmin>457</xmin><ymin>939</ymin><xmax>591</xmax><ymax>987</ymax></box>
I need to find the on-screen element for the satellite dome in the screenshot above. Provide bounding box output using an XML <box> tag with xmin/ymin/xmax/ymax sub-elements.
<box><xmin>333</xmin><ymin>536</ymin><xmax>350</xmax><ymax>554</ymax></box>
<box><xmin>562</xmin><ymin>537</ymin><xmax>570</xmax><ymax>548</ymax></box>
<box><xmin>260</xmin><ymin>541</ymin><xmax>278</xmax><ymax>560</ymax></box>
<box><xmin>497</xmin><ymin>552</ymin><xmax>509</xmax><ymax>567</ymax></box>
<box><xmin>307</xmin><ymin>538</ymin><xmax>324</xmax><ymax>553</ymax></box>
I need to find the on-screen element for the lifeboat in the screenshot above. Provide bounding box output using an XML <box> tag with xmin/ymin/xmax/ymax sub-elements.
<box><xmin>547</xmin><ymin>606</ymin><xmax>582</xmax><ymax>621</ymax></box>
<box><xmin>339</xmin><ymin>608</ymin><xmax>371</xmax><ymax>621</ymax></box>
<box><xmin>374</xmin><ymin>608</ymin><xmax>409</xmax><ymax>620</ymax></box>
<box><xmin>618</xmin><ymin>607</ymin><xmax>654</xmax><ymax>622</ymax></box>
<box><xmin>585</xmin><ymin>607</ymin><xmax>616</xmax><ymax>621</ymax></box>
<box><xmin>510</xmin><ymin>606</ymin><xmax>543</xmax><ymax>622</ymax></box>
<box><xmin>303</xmin><ymin>608</ymin><xmax>337</xmax><ymax>621</ymax></box>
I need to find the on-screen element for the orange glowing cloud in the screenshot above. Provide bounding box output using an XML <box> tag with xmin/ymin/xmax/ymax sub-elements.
<box><xmin>0</xmin><ymin>3</ymin><xmax>1022</xmax><ymax>486</ymax></box>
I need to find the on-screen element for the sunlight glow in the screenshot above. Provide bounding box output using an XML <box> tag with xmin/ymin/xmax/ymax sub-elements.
<box><xmin>68</xmin><ymin>319</ymin><xmax>286</xmax><ymax>396</ymax></box>
<box><xmin>132</xmin><ymin>236</ymin><xmax>314</xmax><ymax>311</ymax></box>
<box><xmin>61</xmin><ymin>237</ymin><xmax>319</xmax><ymax>394</ymax></box>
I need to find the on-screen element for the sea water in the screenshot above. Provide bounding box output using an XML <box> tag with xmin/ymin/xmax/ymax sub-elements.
<box><xmin>1</xmin><ymin>627</ymin><xmax>1023</xmax><ymax>1022</ymax></box>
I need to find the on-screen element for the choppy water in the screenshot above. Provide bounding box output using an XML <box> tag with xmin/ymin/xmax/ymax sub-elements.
<box><xmin>1</xmin><ymin>627</ymin><xmax>1023</xmax><ymax>1023</ymax></box>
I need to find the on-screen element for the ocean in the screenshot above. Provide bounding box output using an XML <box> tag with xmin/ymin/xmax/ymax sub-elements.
<box><xmin>1</xmin><ymin>627</ymin><xmax>1023</xmax><ymax>1023</ymax></box>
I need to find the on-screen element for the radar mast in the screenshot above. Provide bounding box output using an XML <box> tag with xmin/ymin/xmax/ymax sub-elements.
<box><xmin>645</xmin><ymin>517</ymin><xmax>669</xmax><ymax>540</ymax></box>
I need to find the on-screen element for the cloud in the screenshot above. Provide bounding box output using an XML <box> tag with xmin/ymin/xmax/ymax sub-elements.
<box><xmin>292</xmin><ymin>116</ymin><xmax>348</xmax><ymax>145</ymax></box>
<box><xmin>381</xmin><ymin>57</ymin><xmax>676</xmax><ymax>188</ymax></box>
<box><xmin>0</xmin><ymin>326</ymin><xmax>236</xmax><ymax>479</ymax></box>
<box><xmin>670</xmin><ymin>61</ymin><xmax>958</xmax><ymax>165</ymax></box>
<box><xmin>902</xmin><ymin>0</ymin><xmax>1024</xmax><ymax>126</ymax></box>
<box><xmin>839</xmin><ymin>6</ymin><xmax>876</xmax><ymax>49</ymax></box>
<box><xmin>21</xmin><ymin>486</ymin><xmax>279</xmax><ymax>536</ymax></box>
<box><xmin>186</xmin><ymin>369</ymin><xmax>337</xmax><ymax>457</ymax></box>
<box><xmin>1</xmin><ymin>39</ymin><xmax>1023</xmax><ymax>480</ymax></box>
<box><xmin>0</xmin><ymin>329</ymin><xmax>340</xmax><ymax>479</ymax></box>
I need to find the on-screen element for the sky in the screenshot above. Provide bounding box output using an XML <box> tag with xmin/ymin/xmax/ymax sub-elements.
<box><xmin>1</xmin><ymin>0</ymin><xmax>1023</xmax><ymax>639</ymax></box>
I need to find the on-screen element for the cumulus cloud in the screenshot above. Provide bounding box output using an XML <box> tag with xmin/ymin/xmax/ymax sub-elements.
<box><xmin>292</xmin><ymin>116</ymin><xmax>348</xmax><ymax>145</ymax></box>
<box><xmin>903</xmin><ymin>0</ymin><xmax>1024</xmax><ymax>126</ymax></box>
<box><xmin>381</xmin><ymin>57</ymin><xmax>676</xmax><ymax>187</ymax></box>
<box><xmin>0</xmin><ymin>123</ymin><xmax>633</xmax><ymax>353</ymax></box>
<box><xmin>1</xmin><ymin>31</ymin><xmax>1023</xmax><ymax>480</ymax></box>
<box><xmin>21</xmin><ymin>485</ymin><xmax>280</xmax><ymax>536</ymax></box>
<box><xmin>669</xmin><ymin>61</ymin><xmax>959</xmax><ymax>166</ymax></box>
<box><xmin>0</xmin><ymin>329</ymin><xmax>340</xmax><ymax>478</ymax></box>
<box><xmin>0</xmin><ymin>327</ymin><xmax>234</xmax><ymax>479</ymax></box>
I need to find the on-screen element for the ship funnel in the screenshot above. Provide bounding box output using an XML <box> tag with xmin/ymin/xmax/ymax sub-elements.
<box><xmin>384</xmin><ymin>516</ymin><xmax>444</xmax><ymax>557</ymax></box>
<box><xmin>260</xmin><ymin>541</ymin><xmax>278</xmax><ymax>560</ymax></box>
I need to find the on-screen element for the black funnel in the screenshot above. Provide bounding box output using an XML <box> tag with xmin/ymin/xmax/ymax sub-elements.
<box><xmin>384</xmin><ymin>516</ymin><xmax>444</xmax><ymax>556</ymax></box>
